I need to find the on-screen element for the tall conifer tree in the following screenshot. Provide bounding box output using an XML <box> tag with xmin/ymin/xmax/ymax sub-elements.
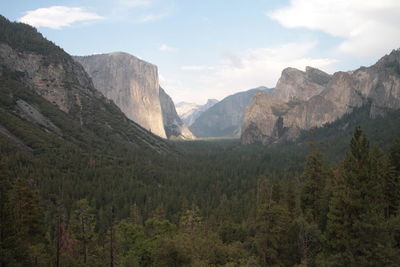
<box><xmin>324</xmin><ymin>127</ymin><xmax>396</xmax><ymax>266</ymax></box>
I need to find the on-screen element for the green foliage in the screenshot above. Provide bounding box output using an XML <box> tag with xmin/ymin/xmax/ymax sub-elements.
<box><xmin>0</xmin><ymin>15</ymin><xmax>70</xmax><ymax>63</ymax></box>
<box><xmin>115</xmin><ymin>220</ymin><xmax>148</xmax><ymax>267</ymax></box>
<box><xmin>301</xmin><ymin>146</ymin><xmax>331</xmax><ymax>227</ymax></box>
<box><xmin>1</xmin><ymin>177</ymin><xmax>52</xmax><ymax>266</ymax></box>
<box><xmin>69</xmin><ymin>199</ymin><xmax>97</xmax><ymax>265</ymax></box>
<box><xmin>323</xmin><ymin>127</ymin><xmax>398</xmax><ymax>266</ymax></box>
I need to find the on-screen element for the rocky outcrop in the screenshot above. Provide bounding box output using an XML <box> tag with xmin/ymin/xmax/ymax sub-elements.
<box><xmin>74</xmin><ymin>53</ymin><xmax>167</xmax><ymax>138</ymax></box>
<box><xmin>241</xmin><ymin>49</ymin><xmax>400</xmax><ymax>145</ymax></box>
<box><xmin>176</xmin><ymin>99</ymin><xmax>218</xmax><ymax>127</ymax></box>
<box><xmin>159</xmin><ymin>87</ymin><xmax>195</xmax><ymax>140</ymax></box>
<box><xmin>16</xmin><ymin>99</ymin><xmax>62</xmax><ymax>135</ymax></box>
<box><xmin>0</xmin><ymin>43</ymin><xmax>94</xmax><ymax>113</ymax></box>
<box><xmin>273</xmin><ymin>66</ymin><xmax>331</xmax><ymax>101</ymax></box>
<box><xmin>190</xmin><ymin>87</ymin><xmax>272</xmax><ymax>138</ymax></box>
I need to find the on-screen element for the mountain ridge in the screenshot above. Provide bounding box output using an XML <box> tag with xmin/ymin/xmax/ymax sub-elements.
<box><xmin>241</xmin><ymin>49</ymin><xmax>400</xmax><ymax>145</ymax></box>
<box><xmin>0</xmin><ymin>15</ymin><xmax>172</xmax><ymax>154</ymax></box>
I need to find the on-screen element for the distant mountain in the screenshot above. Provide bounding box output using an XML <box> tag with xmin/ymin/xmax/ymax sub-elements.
<box><xmin>190</xmin><ymin>87</ymin><xmax>273</xmax><ymax>138</ymax></box>
<box><xmin>241</xmin><ymin>50</ymin><xmax>400</xmax><ymax>145</ymax></box>
<box><xmin>0</xmin><ymin>15</ymin><xmax>171</xmax><ymax>154</ymax></box>
<box><xmin>176</xmin><ymin>99</ymin><xmax>218</xmax><ymax>126</ymax></box>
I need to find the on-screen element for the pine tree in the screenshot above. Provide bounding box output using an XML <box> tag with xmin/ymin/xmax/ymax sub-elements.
<box><xmin>387</xmin><ymin>140</ymin><xmax>400</xmax><ymax>253</ymax></box>
<box><xmin>69</xmin><ymin>199</ymin><xmax>96</xmax><ymax>265</ymax></box>
<box><xmin>285</xmin><ymin>180</ymin><xmax>297</xmax><ymax>217</ymax></box>
<box><xmin>386</xmin><ymin>140</ymin><xmax>400</xmax><ymax>217</ymax></box>
<box><xmin>4</xmin><ymin>177</ymin><xmax>51</xmax><ymax>266</ymax></box>
<box><xmin>323</xmin><ymin>127</ymin><xmax>396</xmax><ymax>266</ymax></box>
<box><xmin>300</xmin><ymin>146</ymin><xmax>329</xmax><ymax>225</ymax></box>
<box><xmin>255</xmin><ymin>177</ymin><xmax>290</xmax><ymax>266</ymax></box>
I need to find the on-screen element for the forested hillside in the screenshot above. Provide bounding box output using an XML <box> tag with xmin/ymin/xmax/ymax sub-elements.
<box><xmin>2</xmin><ymin>97</ymin><xmax>400</xmax><ymax>266</ymax></box>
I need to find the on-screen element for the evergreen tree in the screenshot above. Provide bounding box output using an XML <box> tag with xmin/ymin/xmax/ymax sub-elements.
<box><xmin>386</xmin><ymin>140</ymin><xmax>400</xmax><ymax>217</ymax></box>
<box><xmin>115</xmin><ymin>219</ymin><xmax>148</xmax><ymax>267</ymax></box>
<box><xmin>69</xmin><ymin>199</ymin><xmax>97</xmax><ymax>265</ymax></box>
<box><xmin>3</xmin><ymin>177</ymin><xmax>51</xmax><ymax>266</ymax></box>
<box><xmin>389</xmin><ymin>140</ymin><xmax>400</xmax><ymax>173</ymax></box>
<box><xmin>300</xmin><ymin>146</ymin><xmax>329</xmax><ymax>225</ymax></box>
<box><xmin>323</xmin><ymin>127</ymin><xmax>396</xmax><ymax>266</ymax></box>
<box><xmin>254</xmin><ymin>177</ymin><xmax>290</xmax><ymax>266</ymax></box>
<box><xmin>285</xmin><ymin>180</ymin><xmax>297</xmax><ymax>217</ymax></box>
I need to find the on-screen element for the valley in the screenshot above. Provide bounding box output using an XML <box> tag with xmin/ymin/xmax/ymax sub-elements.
<box><xmin>1</xmin><ymin>10</ymin><xmax>400</xmax><ymax>267</ymax></box>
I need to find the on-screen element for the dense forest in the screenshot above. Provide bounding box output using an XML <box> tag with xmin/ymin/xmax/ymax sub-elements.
<box><xmin>1</xmin><ymin>109</ymin><xmax>400</xmax><ymax>266</ymax></box>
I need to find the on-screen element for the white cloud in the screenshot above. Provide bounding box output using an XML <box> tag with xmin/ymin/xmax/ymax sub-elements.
<box><xmin>181</xmin><ymin>66</ymin><xmax>215</xmax><ymax>71</ymax></box>
<box><xmin>159</xmin><ymin>44</ymin><xmax>177</xmax><ymax>51</ymax></box>
<box><xmin>162</xmin><ymin>42</ymin><xmax>337</xmax><ymax>104</ymax></box>
<box><xmin>269</xmin><ymin>0</ymin><xmax>400</xmax><ymax>57</ymax></box>
<box><xmin>207</xmin><ymin>42</ymin><xmax>336</xmax><ymax>98</ymax></box>
<box><xmin>18</xmin><ymin>6</ymin><xmax>103</xmax><ymax>29</ymax></box>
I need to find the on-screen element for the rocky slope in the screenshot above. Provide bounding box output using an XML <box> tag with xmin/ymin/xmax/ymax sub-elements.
<box><xmin>0</xmin><ymin>15</ymin><xmax>171</xmax><ymax>154</ymax></box>
<box><xmin>176</xmin><ymin>99</ymin><xmax>218</xmax><ymax>127</ymax></box>
<box><xmin>190</xmin><ymin>87</ymin><xmax>272</xmax><ymax>138</ymax></box>
<box><xmin>242</xmin><ymin>49</ymin><xmax>400</xmax><ymax>145</ymax></box>
<box><xmin>159</xmin><ymin>87</ymin><xmax>195</xmax><ymax>139</ymax></box>
<box><xmin>74</xmin><ymin>53</ymin><xmax>167</xmax><ymax>138</ymax></box>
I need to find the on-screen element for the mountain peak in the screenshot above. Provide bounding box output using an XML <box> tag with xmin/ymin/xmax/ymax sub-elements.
<box><xmin>376</xmin><ymin>47</ymin><xmax>400</xmax><ymax>67</ymax></box>
<box><xmin>305</xmin><ymin>66</ymin><xmax>331</xmax><ymax>86</ymax></box>
<box><xmin>274</xmin><ymin>66</ymin><xmax>326</xmax><ymax>101</ymax></box>
<box><xmin>281</xmin><ymin>67</ymin><xmax>304</xmax><ymax>76</ymax></box>
<box><xmin>206</xmin><ymin>99</ymin><xmax>219</xmax><ymax>105</ymax></box>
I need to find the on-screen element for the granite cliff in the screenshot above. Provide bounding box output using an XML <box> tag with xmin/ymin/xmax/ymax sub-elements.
<box><xmin>74</xmin><ymin>53</ymin><xmax>167</xmax><ymax>138</ymax></box>
<box><xmin>241</xmin><ymin>49</ymin><xmax>400</xmax><ymax>145</ymax></box>
<box><xmin>74</xmin><ymin>53</ymin><xmax>194</xmax><ymax>139</ymax></box>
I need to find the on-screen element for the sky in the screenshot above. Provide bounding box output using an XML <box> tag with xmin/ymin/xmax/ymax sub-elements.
<box><xmin>1</xmin><ymin>0</ymin><xmax>400</xmax><ymax>104</ymax></box>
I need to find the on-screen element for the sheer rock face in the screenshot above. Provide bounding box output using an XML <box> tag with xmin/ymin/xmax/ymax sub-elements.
<box><xmin>159</xmin><ymin>87</ymin><xmax>195</xmax><ymax>140</ymax></box>
<box><xmin>74</xmin><ymin>53</ymin><xmax>167</xmax><ymax>138</ymax></box>
<box><xmin>242</xmin><ymin>49</ymin><xmax>400</xmax><ymax>145</ymax></box>
<box><xmin>190</xmin><ymin>87</ymin><xmax>271</xmax><ymax>138</ymax></box>
<box><xmin>272</xmin><ymin>66</ymin><xmax>330</xmax><ymax>101</ymax></box>
<box><xmin>0</xmin><ymin>43</ymin><xmax>94</xmax><ymax>113</ymax></box>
